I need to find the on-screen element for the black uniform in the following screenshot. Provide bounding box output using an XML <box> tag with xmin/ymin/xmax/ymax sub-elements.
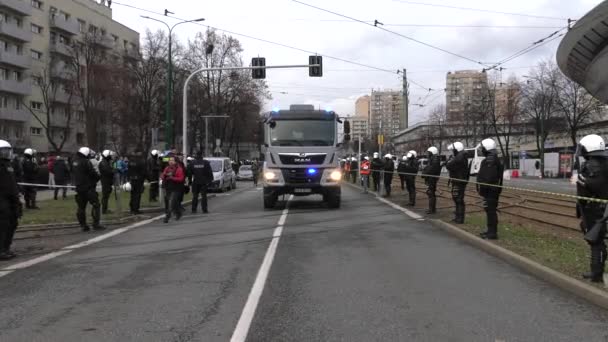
<box><xmin>72</xmin><ymin>154</ymin><xmax>102</xmax><ymax>230</ymax></box>
<box><xmin>404</xmin><ymin>157</ymin><xmax>418</xmax><ymax>206</ymax></box>
<box><xmin>446</xmin><ymin>150</ymin><xmax>470</xmax><ymax>224</ymax></box>
<box><xmin>577</xmin><ymin>154</ymin><xmax>608</xmax><ymax>282</ymax></box>
<box><xmin>53</xmin><ymin>158</ymin><xmax>70</xmax><ymax>200</ymax></box>
<box><xmin>476</xmin><ymin>150</ymin><xmax>504</xmax><ymax>239</ymax></box>
<box><xmin>188</xmin><ymin>157</ymin><xmax>214</xmax><ymax>213</ymax></box>
<box><xmin>350</xmin><ymin>160</ymin><xmax>359</xmax><ymax>184</ymax></box>
<box><xmin>383</xmin><ymin>158</ymin><xmax>395</xmax><ymax>196</ymax></box>
<box><xmin>371</xmin><ymin>157</ymin><xmax>384</xmax><ymax>192</ymax></box>
<box><xmin>11</xmin><ymin>156</ymin><xmax>22</xmax><ymax>192</ymax></box>
<box><xmin>0</xmin><ymin>159</ymin><xmax>22</xmax><ymax>258</ymax></box>
<box><xmin>422</xmin><ymin>154</ymin><xmax>442</xmax><ymax>214</ymax></box>
<box><xmin>147</xmin><ymin>156</ymin><xmax>161</xmax><ymax>202</ymax></box>
<box><xmin>251</xmin><ymin>162</ymin><xmax>259</xmax><ymax>186</ymax></box>
<box><xmin>99</xmin><ymin>157</ymin><xmax>114</xmax><ymax>214</ymax></box>
<box><xmin>127</xmin><ymin>155</ymin><xmax>146</xmax><ymax>214</ymax></box>
<box><xmin>22</xmin><ymin>155</ymin><xmax>39</xmax><ymax>209</ymax></box>
<box><xmin>397</xmin><ymin>160</ymin><xmax>408</xmax><ymax>190</ymax></box>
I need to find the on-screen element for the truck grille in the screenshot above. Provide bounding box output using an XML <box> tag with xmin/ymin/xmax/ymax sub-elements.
<box><xmin>278</xmin><ymin>154</ymin><xmax>326</xmax><ymax>165</ymax></box>
<box><xmin>282</xmin><ymin>168</ymin><xmax>322</xmax><ymax>184</ymax></box>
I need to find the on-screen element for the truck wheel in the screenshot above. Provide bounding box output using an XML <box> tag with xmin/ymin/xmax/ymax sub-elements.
<box><xmin>327</xmin><ymin>190</ymin><xmax>341</xmax><ymax>209</ymax></box>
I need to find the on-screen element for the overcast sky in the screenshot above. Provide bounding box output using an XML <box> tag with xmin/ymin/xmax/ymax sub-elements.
<box><xmin>111</xmin><ymin>0</ymin><xmax>602</xmax><ymax>124</ymax></box>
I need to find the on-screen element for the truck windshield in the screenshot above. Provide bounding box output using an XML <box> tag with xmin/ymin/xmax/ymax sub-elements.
<box><xmin>270</xmin><ymin>120</ymin><xmax>335</xmax><ymax>146</ymax></box>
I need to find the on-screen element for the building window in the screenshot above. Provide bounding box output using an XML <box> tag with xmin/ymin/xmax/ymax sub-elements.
<box><xmin>31</xmin><ymin>24</ymin><xmax>43</xmax><ymax>34</ymax></box>
<box><xmin>89</xmin><ymin>25</ymin><xmax>97</xmax><ymax>34</ymax></box>
<box><xmin>0</xmin><ymin>68</ymin><xmax>7</xmax><ymax>80</ymax></box>
<box><xmin>30</xmin><ymin>127</ymin><xmax>42</xmax><ymax>135</ymax></box>
<box><xmin>78</xmin><ymin>19</ymin><xmax>86</xmax><ymax>33</ymax></box>
<box><xmin>31</xmin><ymin>101</ymin><xmax>42</xmax><ymax>110</ymax></box>
<box><xmin>31</xmin><ymin>50</ymin><xmax>42</xmax><ymax>60</ymax></box>
<box><xmin>76</xmin><ymin>111</ymin><xmax>84</xmax><ymax>121</ymax></box>
<box><xmin>59</xmin><ymin>11</ymin><xmax>69</xmax><ymax>20</ymax></box>
<box><xmin>11</xmin><ymin>71</ymin><xmax>20</xmax><ymax>81</ymax></box>
<box><xmin>0</xmin><ymin>95</ymin><xmax>7</xmax><ymax>108</ymax></box>
<box><xmin>31</xmin><ymin>0</ymin><xmax>42</xmax><ymax>9</ymax></box>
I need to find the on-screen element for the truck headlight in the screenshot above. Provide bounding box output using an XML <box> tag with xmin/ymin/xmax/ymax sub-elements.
<box><xmin>264</xmin><ymin>171</ymin><xmax>277</xmax><ymax>180</ymax></box>
<box><xmin>321</xmin><ymin>168</ymin><xmax>342</xmax><ymax>185</ymax></box>
<box><xmin>330</xmin><ymin>170</ymin><xmax>342</xmax><ymax>181</ymax></box>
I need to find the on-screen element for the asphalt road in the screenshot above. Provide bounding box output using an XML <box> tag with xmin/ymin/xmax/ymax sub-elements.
<box><xmin>0</xmin><ymin>182</ymin><xmax>607</xmax><ymax>341</ymax></box>
<box><xmin>503</xmin><ymin>176</ymin><xmax>575</xmax><ymax>195</ymax></box>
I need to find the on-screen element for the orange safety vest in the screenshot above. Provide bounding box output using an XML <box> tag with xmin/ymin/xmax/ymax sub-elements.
<box><xmin>360</xmin><ymin>160</ymin><xmax>371</xmax><ymax>175</ymax></box>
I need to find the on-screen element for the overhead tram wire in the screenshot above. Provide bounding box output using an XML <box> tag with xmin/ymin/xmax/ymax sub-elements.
<box><xmin>390</xmin><ymin>0</ymin><xmax>569</xmax><ymax>21</ymax></box>
<box><xmin>290</xmin><ymin>19</ymin><xmax>564</xmax><ymax>29</ymax></box>
<box><xmin>112</xmin><ymin>1</ymin><xmax>432</xmax><ymax>92</ymax></box>
<box><xmin>291</xmin><ymin>0</ymin><xmax>489</xmax><ymax>68</ymax></box>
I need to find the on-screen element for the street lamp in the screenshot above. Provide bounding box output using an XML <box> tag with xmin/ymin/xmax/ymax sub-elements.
<box><xmin>140</xmin><ymin>15</ymin><xmax>205</xmax><ymax>150</ymax></box>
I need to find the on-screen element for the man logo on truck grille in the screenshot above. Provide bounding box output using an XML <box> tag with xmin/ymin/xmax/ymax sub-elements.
<box><xmin>294</xmin><ymin>158</ymin><xmax>311</xmax><ymax>163</ymax></box>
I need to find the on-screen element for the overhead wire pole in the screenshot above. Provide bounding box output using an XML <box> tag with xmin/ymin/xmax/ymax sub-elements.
<box><xmin>402</xmin><ymin>68</ymin><xmax>409</xmax><ymax>129</ymax></box>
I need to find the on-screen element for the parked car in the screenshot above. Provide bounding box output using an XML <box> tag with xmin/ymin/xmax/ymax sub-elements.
<box><xmin>237</xmin><ymin>165</ymin><xmax>254</xmax><ymax>181</ymax></box>
<box><xmin>206</xmin><ymin>157</ymin><xmax>237</xmax><ymax>192</ymax></box>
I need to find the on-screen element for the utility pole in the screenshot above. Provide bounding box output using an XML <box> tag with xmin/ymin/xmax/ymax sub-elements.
<box><xmin>402</xmin><ymin>68</ymin><xmax>409</xmax><ymax>130</ymax></box>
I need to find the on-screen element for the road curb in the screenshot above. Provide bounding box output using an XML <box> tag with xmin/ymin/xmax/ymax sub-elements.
<box><xmin>429</xmin><ymin>219</ymin><xmax>608</xmax><ymax>310</ymax></box>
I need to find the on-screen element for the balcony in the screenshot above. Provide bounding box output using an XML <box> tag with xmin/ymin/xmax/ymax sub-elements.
<box><xmin>0</xmin><ymin>107</ymin><xmax>29</xmax><ymax>122</ymax></box>
<box><xmin>122</xmin><ymin>48</ymin><xmax>140</xmax><ymax>60</ymax></box>
<box><xmin>0</xmin><ymin>50</ymin><xmax>31</xmax><ymax>69</ymax></box>
<box><xmin>53</xmin><ymin>89</ymin><xmax>80</xmax><ymax>105</ymax></box>
<box><xmin>93</xmin><ymin>35</ymin><xmax>114</xmax><ymax>50</ymax></box>
<box><xmin>50</xmin><ymin>61</ymin><xmax>76</xmax><ymax>80</ymax></box>
<box><xmin>49</xmin><ymin>42</ymin><xmax>72</xmax><ymax>57</ymax></box>
<box><xmin>50</xmin><ymin>15</ymin><xmax>80</xmax><ymax>35</ymax></box>
<box><xmin>0</xmin><ymin>21</ymin><xmax>32</xmax><ymax>42</ymax></box>
<box><xmin>0</xmin><ymin>79</ymin><xmax>31</xmax><ymax>95</ymax></box>
<box><xmin>0</xmin><ymin>0</ymin><xmax>31</xmax><ymax>16</ymax></box>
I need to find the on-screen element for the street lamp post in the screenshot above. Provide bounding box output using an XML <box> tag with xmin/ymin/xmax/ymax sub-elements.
<box><xmin>140</xmin><ymin>16</ymin><xmax>205</xmax><ymax>150</ymax></box>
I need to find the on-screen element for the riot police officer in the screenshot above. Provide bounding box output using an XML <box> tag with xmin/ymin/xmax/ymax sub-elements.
<box><xmin>476</xmin><ymin>138</ymin><xmax>504</xmax><ymax>240</ymax></box>
<box><xmin>383</xmin><ymin>154</ymin><xmax>394</xmax><ymax>197</ymax></box>
<box><xmin>188</xmin><ymin>151</ymin><xmax>214</xmax><ymax>214</ymax></box>
<box><xmin>0</xmin><ymin>140</ymin><xmax>22</xmax><ymax>260</ymax></box>
<box><xmin>99</xmin><ymin>150</ymin><xmax>114</xmax><ymax>214</ymax></box>
<box><xmin>148</xmin><ymin>150</ymin><xmax>161</xmax><ymax>202</ymax></box>
<box><xmin>404</xmin><ymin>150</ymin><xmax>419</xmax><ymax>206</ymax></box>
<box><xmin>73</xmin><ymin>147</ymin><xmax>104</xmax><ymax>231</ymax></box>
<box><xmin>446</xmin><ymin>142</ymin><xmax>469</xmax><ymax>224</ymax></box>
<box><xmin>22</xmin><ymin>148</ymin><xmax>39</xmax><ymax>209</ymax></box>
<box><xmin>397</xmin><ymin>155</ymin><xmax>408</xmax><ymax>191</ymax></box>
<box><xmin>422</xmin><ymin>147</ymin><xmax>441</xmax><ymax>214</ymax></box>
<box><xmin>576</xmin><ymin>134</ymin><xmax>608</xmax><ymax>283</ymax></box>
<box><xmin>371</xmin><ymin>152</ymin><xmax>384</xmax><ymax>192</ymax></box>
<box><xmin>127</xmin><ymin>149</ymin><xmax>146</xmax><ymax>215</ymax></box>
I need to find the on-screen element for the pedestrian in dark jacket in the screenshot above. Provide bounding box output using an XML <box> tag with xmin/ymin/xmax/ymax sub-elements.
<box><xmin>161</xmin><ymin>156</ymin><xmax>186</xmax><ymax>223</ymax></box>
<box><xmin>148</xmin><ymin>150</ymin><xmax>161</xmax><ymax>202</ymax></box>
<box><xmin>397</xmin><ymin>156</ymin><xmax>408</xmax><ymax>190</ymax></box>
<box><xmin>99</xmin><ymin>150</ymin><xmax>115</xmax><ymax>214</ymax></box>
<box><xmin>383</xmin><ymin>154</ymin><xmax>395</xmax><ymax>197</ymax></box>
<box><xmin>476</xmin><ymin>139</ymin><xmax>504</xmax><ymax>240</ymax></box>
<box><xmin>446</xmin><ymin>142</ymin><xmax>469</xmax><ymax>224</ymax></box>
<box><xmin>188</xmin><ymin>151</ymin><xmax>214</xmax><ymax>214</ymax></box>
<box><xmin>422</xmin><ymin>147</ymin><xmax>442</xmax><ymax>214</ymax></box>
<box><xmin>53</xmin><ymin>155</ymin><xmax>70</xmax><ymax>200</ymax></box>
<box><xmin>0</xmin><ymin>140</ymin><xmax>22</xmax><ymax>260</ymax></box>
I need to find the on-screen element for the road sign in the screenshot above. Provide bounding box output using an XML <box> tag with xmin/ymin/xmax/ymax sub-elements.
<box><xmin>378</xmin><ymin>134</ymin><xmax>384</xmax><ymax>145</ymax></box>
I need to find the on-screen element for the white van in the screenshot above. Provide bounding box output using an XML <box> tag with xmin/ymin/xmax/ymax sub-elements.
<box><xmin>206</xmin><ymin>157</ymin><xmax>237</xmax><ymax>192</ymax></box>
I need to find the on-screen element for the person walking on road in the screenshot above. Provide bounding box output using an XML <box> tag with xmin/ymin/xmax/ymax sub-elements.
<box><xmin>127</xmin><ymin>149</ymin><xmax>146</xmax><ymax>215</ymax></box>
<box><xmin>397</xmin><ymin>155</ymin><xmax>408</xmax><ymax>191</ymax></box>
<box><xmin>0</xmin><ymin>140</ymin><xmax>22</xmax><ymax>260</ymax></box>
<box><xmin>476</xmin><ymin>138</ymin><xmax>504</xmax><ymax>240</ymax></box>
<box><xmin>99</xmin><ymin>150</ymin><xmax>115</xmax><ymax>214</ymax></box>
<box><xmin>422</xmin><ymin>147</ymin><xmax>441</xmax><ymax>214</ymax></box>
<box><xmin>371</xmin><ymin>152</ymin><xmax>384</xmax><ymax>192</ymax></box>
<box><xmin>360</xmin><ymin>156</ymin><xmax>371</xmax><ymax>194</ymax></box>
<box><xmin>73</xmin><ymin>147</ymin><xmax>104</xmax><ymax>232</ymax></box>
<box><xmin>575</xmin><ymin>134</ymin><xmax>608</xmax><ymax>283</ymax></box>
<box><xmin>383</xmin><ymin>154</ymin><xmax>395</xmax><ymax>197</ymax></box>
<box><xmin>404</xmin><ymin>151</ymin><xmax>419</xmax><ymax>206</ymax></box>
<box><xmin>251</xmin><ymin>159</ymin><xmax>260</xmax><ymax>187</ymax></box>
<box><xmin>22</xmin><ymin>148</ymin><xmax>39</xmax><ymax>209</ymax></box>
<box><xmin>446</xmin><ymin>142</ymin><xmax>469</xmax><ymax>224</ymax></box>
<box><xmin>52</xmin><ymin>155</ymin><xmax>70</xmax><ymax>200</ymax></box>
<box><xmin>188</xmin><ymin>151</ymin><xmax>214</xmax><ymax>214</ymax></box>
<box><xmin>161</xmin><ymin>156</ymin><xmax>186</xmax><ymax>223</ymax></box>
<box><xmin>148</xmin><ymin>150</ymin><xmax>161</xmax><ymax>202</ymax></box>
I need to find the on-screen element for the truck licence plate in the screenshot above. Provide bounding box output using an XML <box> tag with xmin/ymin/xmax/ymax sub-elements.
<box><xmin>294</xmin><ymin>188</ymin><xmax>312</xmax><ymax>193</ymax></box>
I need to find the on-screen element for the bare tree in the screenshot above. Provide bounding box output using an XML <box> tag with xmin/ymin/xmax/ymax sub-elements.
<box><xmin>487</xmin><ymin>75</ymin><xmax>521</xmax><ymax>168</ymax></box>
<box><xmin>427</xmin><ymin>104</ymin><xmax>448</xmax><ymax>152</ymax></box>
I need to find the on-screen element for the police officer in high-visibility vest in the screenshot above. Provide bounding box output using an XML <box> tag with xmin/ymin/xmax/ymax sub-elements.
<box><xmin>446</xmin><ymin>142</ymin><xmax>469</xmax><ymax>224</ymax></box>
<box><xmin>360</xmin><ymin>156</ymin><xmax>371</xmax><ymax>194</ymax></box>
<box><xmin>576</xmin><ymin>134</ymin><xmax>608</xmax><ymax>283</ymax></box>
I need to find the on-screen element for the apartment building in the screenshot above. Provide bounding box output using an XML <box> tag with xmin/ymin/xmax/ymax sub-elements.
<box><xmin>370</xmin><ymin>89</ymin><xmax>404</xmax><ymax>138</ymax></box>
<box><xmin>0</xmin><ymin>0</ymin><xmax>139</xmax><ymax>152</ymax></box>
<box><xmin>445</xmin><ymin>70</ymin><xmax>488</xmax><ymax>122</ymax></box>
<box><xmin>350</xmin><ymin>117</ymin><xmax>368</xmax><ymax>140</ymax></box>
<box><xmin>355</xmin><ymin>95</ymin><xmax>370</xmax><ymax>119</ymax></box>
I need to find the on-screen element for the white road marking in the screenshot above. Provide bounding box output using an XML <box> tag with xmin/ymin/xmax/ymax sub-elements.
<box><xmin>231</xmin><ymin>195</ymin><xmax>293</xmax><ymax>342</ymax></box>
<box><xmin>376</xmin><ymin>196</ymin><xmax>424</xmax><ymax>220</ymax></box>
<box><xmin>0</xmin><ymin>215</ymin><xmax>165</xmax><ymax>274</ymax></box>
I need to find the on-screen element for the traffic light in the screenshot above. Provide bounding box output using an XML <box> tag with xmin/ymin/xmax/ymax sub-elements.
<box><xmin>309</xmin><ymin>55</ymin><xmax>323</xmax><ymax>77</ymax></box>
<box><xmin>343</xmin><ymin>120</ymin><xmax>350</xmax><ymax>142</ymax></box>
<box><xmin>252</xmin><ymin>57</ymin><xmax>266</xmax><ymax>79</ymax></box>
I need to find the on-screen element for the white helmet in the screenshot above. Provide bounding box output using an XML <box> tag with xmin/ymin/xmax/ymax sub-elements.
<box><xmin>481</xmin><ymin>138</ymin><xmax>496</xmax><ymax>151</ymax></box>
<box><xmin>151</xmin><ymin>149</ymin><xmax>159</xmax><ymax>156</ymax></box>
<box><xmin>427</xmin><ymin>147</ymin><xmax>439</xmax><ymax>155</ymax></box>
<box><xmin>187</xmin><ymin>156</ymin><xmax>194</xmax><ymax>161</ymax></box>
<box><xmin>78</xmin><ymin>147</ymin><xmax>91</xmax><ymax>157</ymax></box>
<box><xmin>352</xmin><ymin>157</ymin><xmax>357</xmax><ymax>161</ymax></box>
<box><xmin>408</xmin><ymin>150</ymin><xmax>417</xmax><ymax>158</ymax></box>
<box><xmin>373</xmin><ymin>152</ymin><xmax>379</xmax><ymax>158</ymax></box>
<box><xmin>24</xmin><ymin>148</ymin><xmax>34</xmax><ymax>156</ymax></box>
<box><xmin>102</xmin><ymin>150</ymin><xmax>112</xmax><ymax>158</ymax></box>
<box><xmin>447</xmin><ymin>144</ymin><xmax>454</xmax><ymax>151</ymax></box>
<box><xmin>402</xmin><ymin>155</ymin><xmax>408</xmax><ymax>161</ymax></box>
<box><xmin>0</xmin><ymin>140</ymin><xmax>13</xmax><ymax>160</ymax></box>
<box><xmin>122</xmin><ymin>182</ymin><xmax>132</xmax><ymax>192</ymax></box>
<box><xmin>341</xmin><ymin>158</ymin><xmax>347</xmax><ymax>162</ymax></box>
<box><xmin>364</xmin><ymin>156</ymin><xmax>370</xmax><ymax>161</ymax></box>
<box><xmin>453</xmin><ymin>142</ymin><xmax>464</xmax><ymax>152</ymax></box>
<box><xmin>579</xmin><ymin>134</ymin><xmax>605</xmax><ymax>154</ymax></box>
<box><xmin>384</xmin><ymin>154</ymin><xmax>392</xmax><ymax>159</ymax></box>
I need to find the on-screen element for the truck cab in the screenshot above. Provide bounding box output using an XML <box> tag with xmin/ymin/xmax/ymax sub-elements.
<box><xmin>262</xmin><ymin>105</ymin><xmax>343</xmax><ymax>209</ymax></box>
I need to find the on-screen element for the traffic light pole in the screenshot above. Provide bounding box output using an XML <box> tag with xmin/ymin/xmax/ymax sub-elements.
<box><xmin>182</xmin><ymin>64</ymin><xmax>320</xmax><ymax>157</ymax></box>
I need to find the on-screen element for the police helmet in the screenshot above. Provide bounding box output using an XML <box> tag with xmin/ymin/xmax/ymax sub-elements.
<box><xmin>481</xmin><ymin>138</ymin><xmax>496</xmax><ymax>151</ymax></box>
<box><xmin>408</xmin><ymin>150</ymin><xmax>417</xmax><ymax>158</ymax></box>
<box><xmin>122</xmin><ymin>182</ymin><xmax>132</xmax><ymax>192</ymax></box>
<box><xmin>384</xmin><ymin>154</ymin><xmax>392</xmax><ymax>159</ymax></box>
<box><xmin>24</xmin><ymin>148</ymin><xmax>34</xmax><ymax>156</ymax></box>
<box><xmin>364</xmin><ymin>156</ymin><xmax>370</xmax><ymax>161</ymax></box>
<box><xmin>447</xmin><ymin>144</ymin><xmax>454</xmax><ymax>151</ymax></box>
<box><xmin>402</xmin><ymin>155</ymin><xmax>408</xmax><ymax>161</ymax></box>
<box><xmin>78</xmin><ymin>147</ymin><xmax>91</xmax><ymax>157</ymax></box>
<box><xmin>151</xmin><ymin>149</ymin><xmax>159</xmax><ymax>157</ymax></box>
<box><xmin>453</xmin><ymin>142</ymin><xmax>464</xmax><ymax>152</ymax></box>
<box><xmin>579</xmin><ymin>134</ymin><xmax>605</xmax><ymax>155</ymax></box>
<box><xmin>427</xmin><ymin>147</ymin><xmax>439</xmax><ymax>155</ymax></box>
<box><xmin>0</xmin><ymin>140</ymin><xmax>13</xmax><ymax>160</ymax></box>
<box><xmin>373</xmin><ymin>152</ymin><xmax>379</xmax><ymax>158</ymax></box>
<box><xmin>102</xmin><ymin>150</ymin><xmax>112</xmax><ymax>158</ymax></box>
